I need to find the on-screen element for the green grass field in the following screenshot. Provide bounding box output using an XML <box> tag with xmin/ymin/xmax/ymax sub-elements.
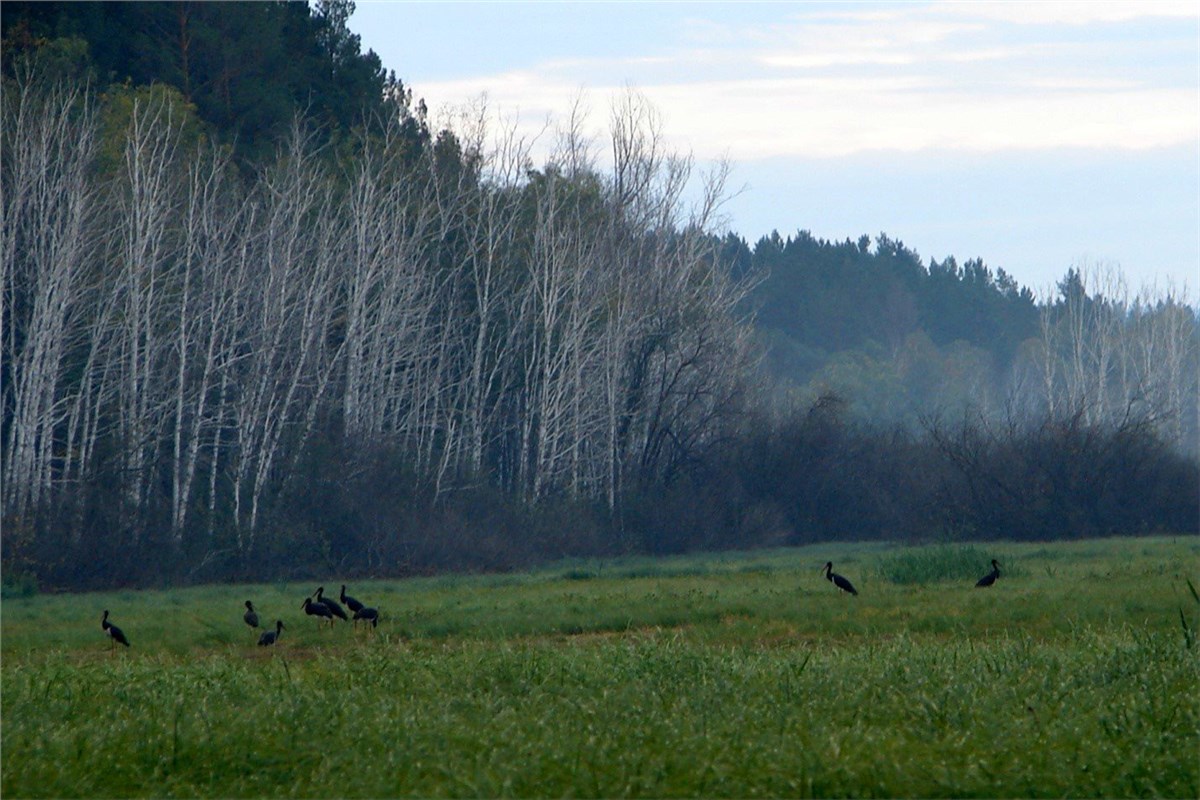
<box><xmin>2</xmin><ymin>536</ymin><xmax>1198</xmax><ymax>798</ymax></box>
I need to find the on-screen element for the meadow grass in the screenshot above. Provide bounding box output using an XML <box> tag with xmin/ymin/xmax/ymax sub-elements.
<box><xmin>873</xmin><ymin>544</ymin><xmax>1024</xmax><ymax>585</ymax></box>
<box><xmin>2</xmin><ymin>536</ymin><xmax>1198</xmax><ymax>798</ymax></box>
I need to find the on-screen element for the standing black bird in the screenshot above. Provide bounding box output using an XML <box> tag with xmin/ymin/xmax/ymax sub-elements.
<box><xmin>822</xmin><ymin>562</ymin><xmax>859</xmax><ymax>595</ymax></box>
<box><xmin>314</xmin><ymin>586</ymin><xmax>348</xmax><ymax>622</ymax></box>
<box><xmin>353</xmin><ymin>606</ymin><xmax>379</xmax><ymax>629</ymax></box>
<box><xmin>340</xmin><ymin>585</ymin><xmax>365</xmax><ymax>615</ymax></box>
<box><xmin>341</xmin><ymin>585</ymin><xmax>366</xmax><ymax>628</ymax></box>
<box><xmin>975</xmin><ymin>559</ymin><xmax>1001</xmax><ymax>588</ymax></box>
<box><xmin>243</xmin><ymin>600</ymin><xmax>260</xmax><ymax>631</ymax></box>
<box><xmin>101</xmin><ymin>609</ymin><xmax>131</xmax><ymax>650</ymax></box>
<box><xmin>258</xmin><ymin>619</ymin><xmax>285</xmax><ymax>646</ymax></box>
<box><xmin>302</xmin><ymin>596</ymin><xmax>334</xmax><ymax>627</ymax></box>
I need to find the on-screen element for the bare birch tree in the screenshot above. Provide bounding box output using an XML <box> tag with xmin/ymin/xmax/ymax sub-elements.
<box><xmin>166</xmin><ymin>142</ymin><xmax>251</xmax><ymax>543</ymax></box>
<box><xmin>228</xmin><ymin>123</ymin><xmax>344</xmax><ymax>546</ymax></box>
<box><xmin>107</xmin><ymin>88</ymin><xmax>192</xmax><ymax>543</ymax></box>
<box><xmin>1025</xmin><ymin>262</ymin><xmax>1197</xmax><ymax>453</ymax></box>
<box><xmin>1</xmin><ymin>74</ymin><xmax>98</xmax><ymax>522</ymax></box>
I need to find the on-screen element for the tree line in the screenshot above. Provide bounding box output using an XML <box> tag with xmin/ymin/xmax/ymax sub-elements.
<box><xmin>2</xmin><ymin>3</ymin><xmax>1196</xmax><ymax>590</ymax></box>
<box><xmin>2</xmin><ymin>55</ymin><xmax>761</xmax><ymax>586</ymax></box>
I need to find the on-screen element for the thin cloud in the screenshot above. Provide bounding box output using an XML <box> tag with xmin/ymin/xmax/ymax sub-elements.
<box><xmin>929</xmin><ymin>0</ymin><xmax>1200</xmax><ymax>25</ymax></box>
<box><xmin>757</xmin><ymin>45</ymin><xmax>1023</xmax><ymax>70</ymax></box>
<box><xmin>413</xmin><ymin>1</ymin><xmax>1197</xmax><ymax>161</ymax></box>
<box><xmin>421</xmin><ymin>76</ymin><xmax>1196</xmax><ymax>162</ymax></box>
<box><xmin>654</xmin><ymin>81</ymin><xmax>1195</xmax><ymax>157</ymax></box>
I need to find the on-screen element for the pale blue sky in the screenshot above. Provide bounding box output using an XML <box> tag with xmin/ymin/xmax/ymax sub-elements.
<box><xmin>349</xmin><ymin>1</ymin><xmax>1199</xmax><ymax>296</ymax></box>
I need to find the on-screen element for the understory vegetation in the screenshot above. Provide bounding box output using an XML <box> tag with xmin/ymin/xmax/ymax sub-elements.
<box><xmin>2</xmin><ymin>537</ymin><xmax>1197</xmax><ymax>798</ymax></box>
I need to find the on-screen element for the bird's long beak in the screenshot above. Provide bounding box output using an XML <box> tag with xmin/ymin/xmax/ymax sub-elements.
<box><xmin>300</xmin><ymin>598</ymin><xmax>309</xmax><ymax>609</ymax></box>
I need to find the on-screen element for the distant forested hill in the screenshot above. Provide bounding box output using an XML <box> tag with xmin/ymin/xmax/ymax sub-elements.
<box><xmin>741</xmin><ymin>231</ymin><xmax>1037</xmax><ymax>361</ymax></box>
<box><xmin>721</xmin><ymin>230</ymin><xmax>1044</xmax><ymax>422</ymax></box>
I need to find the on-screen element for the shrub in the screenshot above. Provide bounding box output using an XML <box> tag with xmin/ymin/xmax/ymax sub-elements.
<box><xmin>0</xmin><ymin>570</ymin><xmax>38</xmax><ymax>599</ymax></box>
<box><xmin>874</xmin><ymin>544</ymin><xmax>1016</xmax><ymax>585</ymax></box>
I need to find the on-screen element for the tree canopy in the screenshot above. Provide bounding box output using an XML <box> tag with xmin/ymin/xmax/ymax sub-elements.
<box><xmin>1</xmin><ymin>0</ymin><xmax>425</xmax><ymax>164</ymax></box>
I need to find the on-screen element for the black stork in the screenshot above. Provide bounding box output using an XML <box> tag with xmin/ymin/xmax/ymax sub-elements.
<box><xmin>314</xmin><ymin>586</ymin><xmax>349</xmax><ymax>623</ymax></box>
<box><xmin>353</xmin><ymin>606</ymin><xmax>379</xmax><ymax>629</ymax></box>
<box><xmin>302</xmin><ymin>596</ymin><xmax>334</xmax><ymax>628</ymax></box>
<box><xmin>975</xmin><ymin>559</ymin><xmax>1001</xmax><ymax>588</ymax></box>
<box><xmin>243</xmin><ymin>600</ymin><xmax>260</xmax><ymax>631</ymax></box>
<box><xmin>822</xmin><ymin>562</ymin><xmax>858</xmax><ymax>596</ymax></box>
<box><xmin>340</xmin><ymin>585</ymin><xmax>365</xmax><ymax>615</ymax></box>
<box><xmin>341</xmin><ymin>585</ymin><xmax>366</xmax><ymax>628</ymax></box>
<box><xmin>258</xmin><ymin>620</ymin><xmax>285</xmax><ymax>646</ymax></box>
<box><xmin>101</xmin><ymin>609</ymin><xmax>131</xmax><ymax>651</ymax></box>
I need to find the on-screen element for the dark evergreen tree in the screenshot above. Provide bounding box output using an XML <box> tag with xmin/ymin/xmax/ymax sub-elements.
<box><xmin>1</xmin><ymin>0</ymin><xmax>417</xmax><ymax>165</ymax></box>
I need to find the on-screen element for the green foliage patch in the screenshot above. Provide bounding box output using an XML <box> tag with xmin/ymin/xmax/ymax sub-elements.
<box><xmin>0</xmin><ymin>570</ymin><xmax>38</xmax><ymax>599</ymax></box>
<box><xmin>874</xmin><ymin>544</ymin><xmax>1020</xmax><ymax>585</ymax></box>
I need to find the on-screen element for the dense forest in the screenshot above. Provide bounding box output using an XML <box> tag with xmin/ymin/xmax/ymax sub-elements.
<box><xmin>3</xmin><ymin>2</ymin><xmax>1197</xmax><ymax>590</ymax></box>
